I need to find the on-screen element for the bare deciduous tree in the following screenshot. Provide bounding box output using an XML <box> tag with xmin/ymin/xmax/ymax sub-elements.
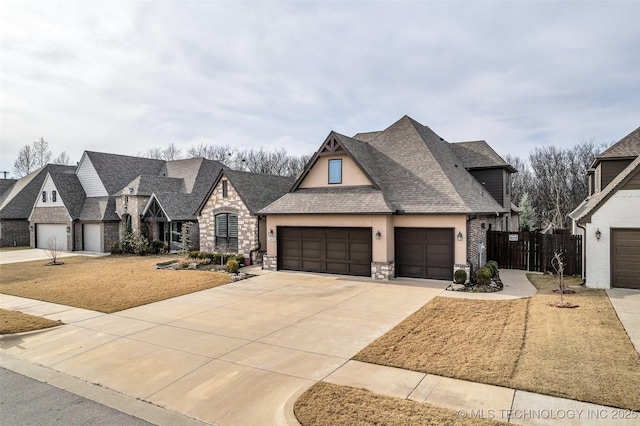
<box><xmin>13</xmin><ymin>144</ymin><xmax>37</xmax><ymax>177</ymax></box>
<box><xmin>46</xmin><ymin>236</ymin><xmax>64</xmax><ymax>265</ymax></box>
<box><xmin>52</xmin><ymin>151</ymin><xmax>71</xmax><ymax>165</ymax></box>
<box><xmin>33</xmin><ymin>137</ymin><xmax>52</xmax><ymax>168</ymax></box>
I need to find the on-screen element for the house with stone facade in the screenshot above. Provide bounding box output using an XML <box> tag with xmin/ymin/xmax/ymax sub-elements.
<box><xmin>196</xmin><ymin>169</ymin><xmax>294</xmax><ymax>263</ymax></box>
<box><xmin>259</xmin><ymin>115</ymin><xmax>518</xmax><ymax>281</ymax></box>
<box><xmin>0</xmin><ymin>164</ymin><xmax>76</xmax><ymax>248</ymax></box>
<box><xmin>569</xmin><ymin>126</ymin><xmax>640</xmax><ymax>289</ymax></box>
<box><xmin>28</xmin><ymin>151</ymin><xmax>226</xmax><ymax>252</ymax></box>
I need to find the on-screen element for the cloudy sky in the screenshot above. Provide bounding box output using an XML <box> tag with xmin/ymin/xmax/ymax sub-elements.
<box><xmin>1</xmin><ymin>1</ymin><xmax>639</xmax><ymax>176</ymax></box>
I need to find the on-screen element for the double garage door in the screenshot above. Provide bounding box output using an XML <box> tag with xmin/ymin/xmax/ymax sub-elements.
<box><xmin>278</xmin><ymin>227</ymin><xmax>372</xmax><ymax>276</ymax></box>
<box><xmin>278</xmin><ymin>226</ymin><xmax>454</xmax><ymax>280</ymax></box>
<box><xmin>611</xmin><ymin>228</ymin><xmax>640</xmax><ymax>289</ymax></box>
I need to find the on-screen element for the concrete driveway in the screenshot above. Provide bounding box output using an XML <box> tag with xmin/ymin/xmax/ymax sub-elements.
<box><xmin>0</xmin><ymin>248</ymin><xmax>107</xmax><ymax>265</ymax></box>
<box><xmin>1</xmin><ymin>271</ymin><xmax>447</xmax><ymax>425</ymax></box>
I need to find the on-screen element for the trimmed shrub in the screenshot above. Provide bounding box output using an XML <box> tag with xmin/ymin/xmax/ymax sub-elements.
<box><xmin>226</xmin><ymin>259</ymin><xmax>239</xmax><ymax>273</ymax></box>
<box><xmin>454</xmin><ymin>269</ymin><xmax>467</xmax><ymax>284</ymax></box>
<box><xmin>476</xmin><ymin>266</ymin><xmax>493</xmax><ymax>285</ymax></box>
<box><xmin>120</xmin><ymin>232</ymin><xmax>150</xmax><ymax>255</ymax></box>
<box><xmin>484</xmin><ymin>262</ymin><xmax>497</xmax><ymax>278</ymax></box>
<box><xmin>188</xmin><ymin>251</ymin><xmax>200</xmax><ymax>259</ymax></box>
<box><xmin>150</xmin><ymin>240</ymin><xmax>167</xmax><ymax>254</ymax></box>
<box><xmin>487</xmin><ymin>260</ymin><xmax>499</xmax><ymax>275</ymax></box>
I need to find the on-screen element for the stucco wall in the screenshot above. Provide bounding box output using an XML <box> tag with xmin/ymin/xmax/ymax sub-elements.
<box><xmin>584</xmin><ymin>189</ymin><xmax>640</xmax><ymax>289</ymax></box>
<box><xmin>265</xmin><ymin>214</ymin><xmax>469</xmax><ymax>266</ymax></box>
<box><xmin>299</xmin><ymin>155</ymin><xmax>372</xmax><ymax>188</ymax></box>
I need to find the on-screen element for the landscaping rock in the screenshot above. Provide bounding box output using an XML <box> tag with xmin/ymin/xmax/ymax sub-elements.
<box><xmin>188</xmin><ymin>263</ymin><xmax>198</xmax><ymax>270</ymax></box>
<box><xmin>451</xmin><ymin>284</ymin><xmax>466</xmax><ymax>291</ymax></box>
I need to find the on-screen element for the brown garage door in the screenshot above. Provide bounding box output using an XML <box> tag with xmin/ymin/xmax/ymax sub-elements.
<box><xmin>395</xmin><ymin>228</ymin><xmax>454</xmax><ymax>280</ymax></box>
<box><xmin>611</xmin><ymin>228</ymin><xmax>640</xmax><ymax>289</ymax></box>
<box><xmin>278</xmin><ymin>227</ymin><xmax>372</xmax><ymax>276</ymax></box>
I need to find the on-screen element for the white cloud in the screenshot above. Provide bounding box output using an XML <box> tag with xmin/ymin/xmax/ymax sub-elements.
<box><xmin>1</xmin><ymin>1</ymin><xmax>639</xmax><ymax>176</ymax></box>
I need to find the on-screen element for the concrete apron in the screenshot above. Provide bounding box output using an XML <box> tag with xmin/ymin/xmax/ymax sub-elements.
<box><xmin>0</xmin><ymin>271</ymin><xmax>449</xmax><ymax>426</ymax></box>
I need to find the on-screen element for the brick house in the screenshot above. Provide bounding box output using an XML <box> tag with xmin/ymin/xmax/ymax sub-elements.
<box><xmin>28</xmin><ymin>151</ymin><xmax>226</xmax><ymax>252</ymax></box>
<box><xmin>196</xmin><ymin>169</ymin><xmax>294</xmax><ymax>263</ymax></box>
<box><xmin>0</xmin><ymin>164</ymin><xmax>76</xmax><ymax>248</ymax></box>
<box><xmin>259</xmin><ymin>116</ymin><xmax>518</xmax><ymax>280</ymax></box>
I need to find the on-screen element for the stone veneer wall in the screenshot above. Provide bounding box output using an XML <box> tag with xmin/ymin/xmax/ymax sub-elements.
<box><xmin>0</xmin><ymin>219</ymin><xmax>30</xmax><ymax>247</ymax></box>
<box><xmin>115</xmin><ymin>194</ymin><xmax>149</xmax><ymax>237</ymax></box>
<box><xmin>467</xmin><ymin>214</ymin><xmax>502</xmax><ymax>280</ymax></box>
<box><xmin>198</xmin><ymin>179</ymin><xmax>258</xmax><ymax>258</ymax></box>
<box><xmin>263</xmin><ymin>255</ymin><xmax>277</xmax><ymax>271</ymax></box>
<box><xmin>371</xmin><ymin>261</ymin><xmax>395</xmax><ymax>280</ymax></box>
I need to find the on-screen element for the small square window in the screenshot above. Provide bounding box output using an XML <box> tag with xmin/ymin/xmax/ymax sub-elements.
<box><xmin>42</xmin><ymin>191</ymin><xmax>47</xmax><ymax>202</ymax></box>
<box><xmin>222</xmin><ymin>180</ymin><xmax>228</xmax><ymax>198</ymax></box>
<box><xmin>52</xmin><ymin>190</ymin><xmax>57</xmax><ymax>202</ymax></box>
<box><xmin>328</xmin><ymin>159</ymin><xmax>342</xmax><ymax>184</ymax></box>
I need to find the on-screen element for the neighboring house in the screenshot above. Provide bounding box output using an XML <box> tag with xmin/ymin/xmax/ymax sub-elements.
<box><xmin>259</xmin><ymin>115</ymin><xmax>518</xmax><ymax>280</ymax></box>
<box><xmin>29</xmin><ymin>151</ymin><xmax>226</xmax><ymax>252</ymax></box>
<box><xmin>0</xmin><ymin>165</ymin><xmax>76</xmax><ymax>247</ymax></box>
<box><xmin>196</xmin><ymin>169</ymin><xmax>295</xmax><ymax>263</ymax></box>
<box><xmin>569</xmin><ymin>127</ymin><xmax>640</xmax><ymax>289</ymax></box>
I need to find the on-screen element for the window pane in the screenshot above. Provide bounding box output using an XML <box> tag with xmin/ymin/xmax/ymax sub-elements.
<box><xmin>328</xmin><ymin>159</ymin><xmax>342</xmax><ymax>184</ymax></box>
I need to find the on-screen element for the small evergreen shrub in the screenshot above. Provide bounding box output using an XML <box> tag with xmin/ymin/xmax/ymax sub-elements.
<box><xmin>487</xmin><ymin>260</ymin><xmax>499</xmax><ymax>276</ymax></box>
<box><xmin>188</xmin><ymin>250</ymin><xmax>200</xmax><ymax>259</ymax></box>
<box><xmin>476</xmin><ymin>266</ymin><xmax>493</xmax><ymax>285</ymax></box>
<box><xmin>120</xmin><ymin>232</ymin><xmax>150</xmax><ymax>255</ymax></box>
<box><xmin>454</xmin><ymin>269</ymin><xmax>467</xmax><ymax>284</ymax></box>
<box><xmin>150</xmin><ymin>240</ymin><xmax>166</xmax><ymax>254</ymax></box>
<box><xmin>226</xmin><ymin>259</ymin><xmax>239</xmax><ymax>273</ymax></box>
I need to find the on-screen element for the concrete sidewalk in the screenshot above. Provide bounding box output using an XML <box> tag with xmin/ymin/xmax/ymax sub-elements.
<box><xmin>0</xmin><ymin>248</ymin><xmax>108</xmax><ymax>265</ymax></box>
<box><xmin>324</xmin><ymin>360</ymin><xmax>638</xmax><ymax>425</ymax></box>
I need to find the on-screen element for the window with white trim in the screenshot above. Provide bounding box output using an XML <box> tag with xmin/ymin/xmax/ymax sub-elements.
<box><xmin>328</xmin><ymin>159</ymin><xmax>342</xmax><ymax>184</ymax></box>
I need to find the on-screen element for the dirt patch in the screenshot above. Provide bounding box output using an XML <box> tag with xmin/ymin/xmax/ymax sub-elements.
<box><xmin>354</xmin><ymin>273</ymin><xmax>640</xmax><ymax>410</ymax></box>
<box><xmin>295</xmin><ymin>382</ymin><xmax>505</xmax><ymax>426</ymax></box>
<box><xmin>0</xmin><ymin>309</ymin><xmax>62</xmax><ymax>334</ymax></box>
<box><xmin>0</xmin><ymin>255</ymin><xmax>231</xmax><ymax>314</ymax></box>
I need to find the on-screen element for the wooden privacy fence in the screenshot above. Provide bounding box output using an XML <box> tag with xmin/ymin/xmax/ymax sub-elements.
<box><xmin>486</xmin><ymin>231</ymin><xmax>582</xmax><ymax>275</ymax></box>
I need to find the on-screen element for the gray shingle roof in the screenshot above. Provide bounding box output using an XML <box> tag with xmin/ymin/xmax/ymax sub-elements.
<box><xmin>0</xmin><ymin>164</ymin><xmax>76</xmax><ymax>219</ymax></box>
<box><xmin>116</xmin><ymin>175</ymin><xmax>186</xmax><ymax>196</ymax></box>
<box><xmin>261</xmin><ymin>187</ymin><xmax>393</xmax><ymax>214</ymax></box>
<box><xmin>85</xmin><ymin>151</ymin><xmax>165</xmax><ymax>195</ymax></box>
<box><xmin>262</xmin><ymin>116</ymin><xmax>508</xmax><ymax>215</ymax></box>
<box><xmin>450</xmin><ymin>141</ymin><xmax>516</xmax><ymax>171</ymax></box>
<box><xmin>79</xmin><ymin>197</ymin><xmax>119</xmax><ymax>221</ymax></box>
<box><xmin>151</xmin><ymin>193</ymin><xmax>195</xmax><ymax>221</ymax></box>
<box><xmin>48</xmin><ymin>172</ymin><xmax>86</xmax><ymax>220</ymax></box>
<box><xmin>597</xmin><ymin>127</ymin><xmax>640</xmax><ymax>160</ymax></box>
<box><xmin>197</xmin><ymin>169</ymin><xmax>295</xmax><ymax>215</ymax></box>
<box><xmin>0</xmin><ymin>179</ymin><xmax>17</xmax><ymax>198</ymax></box>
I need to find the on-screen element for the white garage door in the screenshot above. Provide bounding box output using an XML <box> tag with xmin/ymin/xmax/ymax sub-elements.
<box><xmin>36</xmin><ymin>224</ymin><xmax>67</xmax><ymax>251</ymax></box>
<box><xmin>83</xmin><ymin>224</ymin><xmax>101</xmax><ymax>252</ymax></box>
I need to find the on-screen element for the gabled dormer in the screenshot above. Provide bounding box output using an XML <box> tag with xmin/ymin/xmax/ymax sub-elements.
<box><xmin>589</xmin><ymin>127</ymin><xmax>640</xmax><ymax>195</ymax></box>
<box><xmin>34</xmin><ymin>173</ymin><xmax>65</xmax><ymax>208</ymax></box>
<box><xmin>295</xmin><ymin>132</ymin><xmax>377</xmax><ymax>189</ymax></box>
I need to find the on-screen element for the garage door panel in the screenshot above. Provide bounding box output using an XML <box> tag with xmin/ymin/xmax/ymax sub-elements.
<box><xmin>83</xmin><ymin>224</ymin><xmax>101</xmax><ymax>252</ymax></box>
<box><xmin>36</xmin><ymin>224</ymin><xmax>67</xmax><ymax>251</ymax></box>
<box><xmin>396</xmin><ymin>228</ymin><xmax>454</xmax><ymax>280</ymax></box>
<box><xmin>612</xmin><ymin>228</ymin><xmax>640</xmax><ymax>289</ymax></box>
<box><xmin>278</xmin><ymin>227</ymin><xmax>372</xmax><ymax>277</ymax></box>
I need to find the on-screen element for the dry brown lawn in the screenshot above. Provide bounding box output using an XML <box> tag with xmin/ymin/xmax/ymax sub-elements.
<box><xmin>354</xmin><ymin>273</ymin><xmax>640</xmax><ymax>411</ymax></box>
<box><xmin>0</xmin><ymin>255</ymin><xmax>231</xmax><ymax>314</ymax></box>
<box><xmin>0</xmin><ymin>308</ymin><xmax>63</xmax><ymax>334</ymax></box>
<box><xmin>295</xmin><ymin>382</ymin><xmax>506</xmax><ymax>426</ymax></box>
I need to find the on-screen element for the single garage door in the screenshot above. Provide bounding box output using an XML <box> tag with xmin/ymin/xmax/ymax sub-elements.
<box><xmin>36</xmin><ymin>224</ymin><xmax>67</xmax><ymax>251</ymax></box>
<box><xmin>611</xmin><ymin>228</ymin><xmax>640</xmax><ymax>289</ymax></box>
<box><xmin>83</xmin><ymin>224</ymin><xmax>101</xmax><ymax>252</ymax></box>
<box><xmin>278</xmin><ymin>227</ymin><xmax>372</xmax><ymax>276</ymax></box>
<box><xmin>395</xmin><ymin>228</ymin><xmax>454</xmax><ymax>280</ymax></box>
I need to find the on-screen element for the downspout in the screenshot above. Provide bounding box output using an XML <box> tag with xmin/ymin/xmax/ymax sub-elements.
<box><xmin>576</xmin><ymin>222</ymin><xmax>587</xmax><ymax>285</ymax></box>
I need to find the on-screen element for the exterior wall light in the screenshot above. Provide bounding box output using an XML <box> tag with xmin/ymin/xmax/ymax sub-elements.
<box><xmin>66</xmin><ymin>226</ymin><xmax>71</xmax><ymax>233</ymax></box>
<box><xmin>269</xmin><ymin>229</ymin><xmax>274</xmax><ymax>236</ymax></box>
<box><xmin>595</xmin><ymin>228</ymin><xmax>601</xmax><ymax>241</ymax></box>
<box><xmin>457</xmin><ymin>231</ymin><xmax>463</xmax><ymax>241</ymax></box>
<box><xmin>375</xmin><ymin>231</ymin><xmax>381</xmax><ymax>239</ymax></box>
